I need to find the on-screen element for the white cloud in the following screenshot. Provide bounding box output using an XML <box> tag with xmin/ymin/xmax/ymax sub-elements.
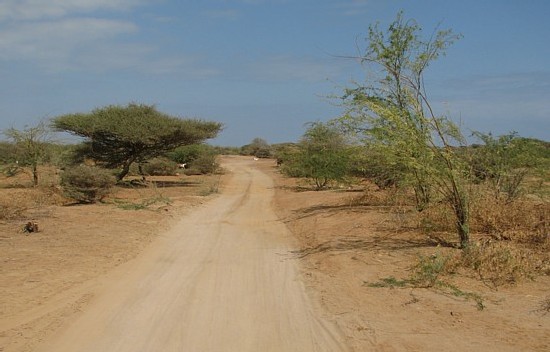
<box><xmin>0</xmin><ymin>1</ymin><xmax>220</xmax><ymax>77</ymax></box>
<box><xmin>0</xmin><ymin>0</ymin><xmax>144</xmax><ymax>21</ymax></box>
<box><xmin>0</xmin><ymin>18</ymin><xmax>139</xmax><ymax>65</ymax></box>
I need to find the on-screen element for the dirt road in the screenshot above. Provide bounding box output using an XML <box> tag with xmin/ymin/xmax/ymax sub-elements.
<box><xmin>37</xmin><ymin>157</ymin><xmax>348</xmax><ymax>352</ymax></box>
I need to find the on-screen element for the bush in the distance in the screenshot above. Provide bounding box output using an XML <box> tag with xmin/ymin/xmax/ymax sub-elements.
<box><xmin>168</xmin><ymin>144</ymin><xmax>219</xmax><ymax>175</ymax></box>
<box><xmin>142</xmin><ymin>158</ymin><xmax>178</xmax><ymax>176</ymax></box>
<box><xmin>186</xmin><ymin>153</ymin><xmax>219</xmax><ymax>175</ymax></box>
<box><xmin>61</xmin><ymin>165</ymin><xmax>115</xmax><ymax>203</ymax></box>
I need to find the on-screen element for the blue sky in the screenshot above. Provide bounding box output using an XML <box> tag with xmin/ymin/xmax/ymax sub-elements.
<box><xmin>0</xmin><ymin>0</ymin><xmax>548</xmax><ymax>146</ymax></box>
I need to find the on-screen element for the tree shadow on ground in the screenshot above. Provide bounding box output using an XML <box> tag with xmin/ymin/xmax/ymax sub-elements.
<box><xmin>285</xmin><ymin>204</ymin><xmax>400</xmax><ymax>222</ymax></box>
<box><xmin>117</xmin><ymin>179</ymin><xmax>202</xmax><ymax>188</ymax></box>
<box><xmin>290</xmin><ymin>235</ymin><xmax>442</xmax><ymax>259</ymax></box>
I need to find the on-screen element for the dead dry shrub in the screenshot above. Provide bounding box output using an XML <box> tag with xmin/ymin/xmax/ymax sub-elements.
<box><xmin>537</xmin><ymin>296</ymin><xmax>550</xmax><ymax>315</ymax></box>
<box><xmin>459</xmin><ymin>241</ymin><xmax>538</xmax><ymax>288</ymax></box>
<box><xmin>351</xmin><ymin>182</ymin><xmax>413</xmax><ymax>207</ymax></box>
<box><xmin>417</xmin><ymin>204</ymin><xmax>455</xmax><ymax>235</ymax></box>
<box><xmin>470</xmin><ymin>188</ymin><xmax>548</xmax><ymax>240</ymax></box>
<box><xmin>0</xmin><ymin>187</ymin><xmax>66</xmax><ymax>220</ymax></box>
<box><xmin>416</xmin><ymin>186</ymin><xmax>549</xmax><ymax>248</ymax></box>
<box><xmin>0</xmin><ymin>197</ymin><xmax>28</xmax><ymax>220</ymax></box>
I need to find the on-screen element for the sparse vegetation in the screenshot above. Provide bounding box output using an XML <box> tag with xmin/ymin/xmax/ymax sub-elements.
<box><xmin>365</xmin><ymin>276</ymin><xmax>408</xmax><ymax>288</ymax></box>
<box><xmin>115</xmin><ymin>193</ymin><xmax>172</xmax><ymax>210</ymax></box>
<box><xmin>3</xmin><ymin>122</ymin><xmax>53</xmax><ymax>187</ymax></box>
<box><xmin>60</xmin><ymin>165</ymin><xmax>116</xmax><ymax>203</ymax></box>
<box><xmin>365</xmin><ymin>254</ymin><xmax>486</xmax><ymax>310</ymax></box>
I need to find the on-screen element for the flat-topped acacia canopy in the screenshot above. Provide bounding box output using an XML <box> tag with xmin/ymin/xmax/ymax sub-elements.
<box><xmin>52</xmin><ymin>103</ymin><xmax>222</xmax><ymax>180</ymax></box>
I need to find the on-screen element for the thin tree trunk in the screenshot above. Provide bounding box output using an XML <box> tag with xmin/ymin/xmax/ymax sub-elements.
<box><xmin>32</xmin><ymin>163</ymin><xmax>38</xmax><ymax>187</ymax></box>
<box><xmin>117</xmin><ymin>162</ymin><xmax>131</xmax><ymax>182</ymax></box>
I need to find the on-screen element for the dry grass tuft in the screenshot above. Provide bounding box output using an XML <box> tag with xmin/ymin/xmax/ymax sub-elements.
<box><xmin>0</xmin><ymin>187</ymin><xmax>66</xmax><ymax>220</ymax></box>
<box><xmin>457</xmin><ymin>241</ymin><xmax>541</xmax><ymax>288</ymax></box>
<box><xmin>470</xmin><ymin>189</ymin><xmax>548</xmax><ymax>240</ymax></box>
<box><xmin>538</xmin><ymin>296</ymin><xmax>550</xmax><ymax>315</ymax></box>
<box><xmin>0</xmin><ymin>196</ymin><xmax>29</xmax><ymax>220</ymax></box>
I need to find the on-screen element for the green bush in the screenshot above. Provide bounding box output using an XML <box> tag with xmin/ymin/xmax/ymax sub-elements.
<box><xmin>0</xmin><ymin>142</ymin><xmax>17</xmax><ymax>164</ymax></box>
<box><xmin>188</xmin><ymin>153</ymin><xmax>219</xmax><ymax>175</ymax></box>
<box><xmin>142</xmin><ymin>158</ymin><xmax>178</xmax><ymax>176</ymax></box>
<box><xmin>167</xmin><ymin>144</ymin><xmax>219</xmax><ymax>174</ymax></box>
<box><xmin>240</xmin><ymin>138</ymin><xmax>272</xmax><ymax>158</ymax></box>
<box><xmin>281</xmin><ymin>122</ymin><xmax>350</xmax><ymax>190</ymax></box>
<box><xmin>61</xmin><ymin>165</ymin><xmax>116</xmax><ymax>203</ymax></box>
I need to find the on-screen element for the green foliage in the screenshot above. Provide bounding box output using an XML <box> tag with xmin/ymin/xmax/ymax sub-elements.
<box><xmin>52</xmin><ymin>103</ymin><xmax>222</xmax><ymax>181</ymax></box>
<box><xmin>281</xmin><ymin>122</ymin><xmax>351</xmax><ymax>190</ymax></box>
<box><xmin>142</xmin><ymin>158</ymin><xmax>178</xmax><ymax>176</ymax></box>
<box><xmin>60</xmin><ymin>165</ymin><xmax>116</xmax><ymax>203</ymax></box>
<box><xmin>365</xmin><ymin>254</ymin><xmax>485</xmax><ymax>310</ymax></box>
<box><xmin>0</xmin><ymin>142</ymin><xmax>17</xmax><ymax>164</ymax></box>
<box><xmin>191</xmin><ymin>153</ymin><xmax>219</xmax><ymax>175</ymax></box>
<box><xmin>275</xmin><ymin>143</ymin><xmax>306</xmax><ymax>177</ymax></box>
<box><xmin>335</xmin><ymin>11</ymin><xmax>471</xmax><ymax>247</ymax></box>
<box><xmin>411</xmin><ymin>254</ymin><xmax>451</xmax><ymax>287</ymax></box>
<box><xmin>471</xmin><ymin>133</ymin><xmax>550</xmax><ymax>201</ymax></box>
<box><xmin>365</xmin><ymin>276</ymin><xmax>408</xmax><ymax>288</ymax></box>
<box><xmin>213</xmin><ymin>145</ymin><xmax>241</xmax><ymax>155</ymax></box>
<box><xmin>3</xmin><ymin>122</ymin><xmax>52</xmax><ymax>186</ymax></box>
<box><xmin>348</xmin><ymin>145</ymin><xmax>407</xmax><ymax>189</ymax></box>
<box><xmin>168</xmin><ymin>144</ymin><xmax>219</xmax><ymax>174</ymax></box>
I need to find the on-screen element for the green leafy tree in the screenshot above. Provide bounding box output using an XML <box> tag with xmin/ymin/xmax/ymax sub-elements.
<box><xmin>52</xmin><ymin>103</ymin><xmax>222</xmax><ymax>181</ymax></box>
<box><xmin>336</xmin><ymin>12</ymin><xmax>472</xmax><ymax>248</ymax></box>
<box><xmin>3</xmin><ymin>121</ymin><xmax>52</xmax><ymax>186</ymax></box>
<box><xmin>471</xmin><ymin>132</ymin><xmax>548</xmax><ymax>201</ymax></box>
<box><xmin>167</xmin><ymin>144</ymin><xmax>219</xmax><ymax>174</ymax></box>
<box><xmin>290</xmin><ymin>122</ymin><xmax>351</xmax><ymax>190</ymax></box>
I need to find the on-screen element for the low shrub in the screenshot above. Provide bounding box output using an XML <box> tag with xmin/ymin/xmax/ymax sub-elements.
<box><xmin>186</xmin><ymin>154</ymin><xmax>219</xmax><ymax>175</ymax></box>
<box><xmin>411</xmin><ymin>253</ymin><xmax>455</xmax><ymax>288</ymax></box>
<box><xmin>61</xmin><ymin>165</ymin><xmax>115</xmax><ymax>203</ymax></box>
<box><xmin>142</xmin><ymin>158</ymin><xmax>178</xmax><ymax>176</ymax></box>
<box><xmin>167</xmin><ymin>144</ymin><xmax>219</xmax><ymax>175</ymax></box>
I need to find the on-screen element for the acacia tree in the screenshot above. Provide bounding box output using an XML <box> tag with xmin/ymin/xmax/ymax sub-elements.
<box><xmin>295</xmin><ymin>122</ymin><xmax>350</xmax><ymax>190</ymax></box>
<box><xmin>3</xmin><ymin>121</ymin><xmax>51</xmax><ymax>186</ymax></box>
<box><xmin>337</xmin><ymin>12</ymin><xmax>472</xmax><ymax>248</ymax></box>
<box><xmin>52</xmin><ymin>103</ymin><xmax>222</xmax><ymax>181</ymax></box>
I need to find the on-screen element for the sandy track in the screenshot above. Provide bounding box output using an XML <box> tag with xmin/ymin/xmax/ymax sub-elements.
<box><xmin>37</xmin><ymin>157</ymin><xmax>348</xmax><ymax>352</ymax></box>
